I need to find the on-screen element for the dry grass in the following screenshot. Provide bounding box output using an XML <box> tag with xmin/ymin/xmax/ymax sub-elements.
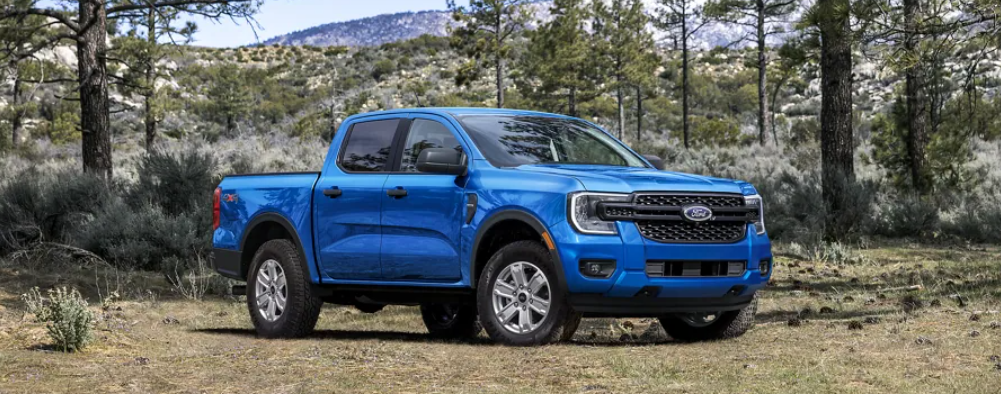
<box><xmin>1</xmin><ymin>244</ymin><xmax>999</xmax><ymax>393</ymax></box>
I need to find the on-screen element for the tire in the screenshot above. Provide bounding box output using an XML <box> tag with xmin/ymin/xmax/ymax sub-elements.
<box><xmin>247</xmin><ymin>239</ymin><xmax>323</xmax><ymax>338</ymax></box>
<box><xmin>477</xmin><ymin>240</ymin><xmax>575</xmax><ymax>346</ymax></box>
<box><xmin>420</xmin><ymin>303</ymin><xmax>482</xmax><ymax>339</ymax></box>
<box><xmin>560</xmin><ymin>311</ymin><xmax>583</xmax><ymax>342</ymax></box>
<box><xmin>659</xmin><ymin>293</ymin><xmax>758</xmax><ymax>342</ymax></box>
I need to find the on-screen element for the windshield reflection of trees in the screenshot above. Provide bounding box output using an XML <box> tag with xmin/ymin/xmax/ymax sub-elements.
<box><xmin>496</xmin><ymin>117</ymin><xmax>625</xmax><ymax>166</ymax></box>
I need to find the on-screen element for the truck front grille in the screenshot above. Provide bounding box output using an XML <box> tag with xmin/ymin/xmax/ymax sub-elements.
<box><xmin>599</xmin><ymin>192</ymin><xmax>752</xmax><ymax>243</ymax></box>
<box><xmin>646</xmin><ymin>260</ymin><xmax>747</xmax><ymax>277</ymax></box>
<box><xmin>635</xmin><ymin>194</ymin><xmax>745</xmax><ymax>208</ymax></box>
<box><xmin>637</xmin><ymin>221</ymin><xmax>746</xmax><ymax>243</ymax></box>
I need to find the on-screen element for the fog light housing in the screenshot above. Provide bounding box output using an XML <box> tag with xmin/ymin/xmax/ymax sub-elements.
<box><xmin>760</xmin><ymin>258</ymin><xmax>772</xmax><ymax>277</ymax></box>
<box><xmin>579</xmin><ymin>259</ymin><xmax>616</xmax><ymax>278</ymax></box>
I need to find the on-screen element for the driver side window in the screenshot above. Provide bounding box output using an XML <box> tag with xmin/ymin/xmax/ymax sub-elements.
<box><xmin>400</xmin><ymin>119</ymin><xmax>461</xmax><ymax>173</ymax></box>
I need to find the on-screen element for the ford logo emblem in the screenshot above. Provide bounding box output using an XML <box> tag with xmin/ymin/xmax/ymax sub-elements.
<box><xmin>682</xmin><ymin>204</ymin><xmax>713</xmax><ymax>222</ymax></box>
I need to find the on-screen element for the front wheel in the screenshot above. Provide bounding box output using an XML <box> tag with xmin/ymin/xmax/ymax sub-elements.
<box><xmin>659</xmin><ymin>294</ymin><xmax>758</xmax><ymax>342</ymax></box>
<box><xmin>477</xmin><ymin>240</ymin><xmax>576</xmax><ymax>346</ymax></box>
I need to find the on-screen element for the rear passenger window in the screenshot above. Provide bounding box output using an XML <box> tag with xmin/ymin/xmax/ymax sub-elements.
<box><xmin>400</xmin><ymin>119</ymin><xmax>462</xmax><ymax>173</ymax></box>
<box><xmin>339</xmin><ymin>119</ymin><xmax>400</xmax><ymax>172</ymax></box>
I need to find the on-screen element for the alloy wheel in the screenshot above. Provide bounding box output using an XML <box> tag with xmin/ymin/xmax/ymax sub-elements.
<box><xmin>491</xmin><ymin>261</ymin><xmax>551</xmax><ymax>334</ymax></box>
<box><xmin>255</xmin><ymin>259</ymin><xmax>288</xmax><ymax>322</ymax></box>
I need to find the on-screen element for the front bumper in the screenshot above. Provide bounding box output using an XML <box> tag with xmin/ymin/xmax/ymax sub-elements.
<box><xmin>549</xmin><ymin>220</ymin><xmax>771</xmax><ymax>317</ymax></box>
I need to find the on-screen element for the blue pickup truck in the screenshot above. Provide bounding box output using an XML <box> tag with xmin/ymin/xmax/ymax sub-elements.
<box><xmin>212</xmin><ymin>108</ymin><xmax>772</xmax><ymax>345</ymax></box>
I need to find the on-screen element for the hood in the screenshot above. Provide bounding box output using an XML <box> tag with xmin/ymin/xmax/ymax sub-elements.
<box><xmin>514</xmin><ymin>164</ymin><xmax>754</xmax><ymax>195</ymax></box>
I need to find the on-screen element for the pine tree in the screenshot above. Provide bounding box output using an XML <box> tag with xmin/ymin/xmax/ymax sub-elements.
<box><xmin>0</xmin><ymin>0</ymin><xmax>260</xmax><ymax>177</ymax></box>
<box><xmin>855</xmin><ymin>0</ymin><xmax>1001</xmax><ymax>194</ymax></box>
<box><xmin>705</xmin><ymin>0</ymin><xmax>798</xmax><ymax>145</ymax></box>
<box><xmin>447</xmin><ymin>0</ymin><xmax>531</xmax><ymax>108</ymax></box>
<box><xmin>654</xmin><ymin>0</ymin><xmax>710</xmax><ymax>149</ymax></box>
<box><xmin>594</xmin><ymin>0</ymin><xmax>657</xmax><ymax>140</ymax></box>
<box><xmin>768</xmin><ymin>39</ymin><xmax>810</xmax><ymax>144</ymax></box>
<box><xmin>114</xmin><ymin>4</ymin><xmax>194</xmax><ymax>149</ymax></box>
<box><xmin>205</xmin><ymin>64</ymin><xmax>253</xmax><ymax>135</ymax></box>
<box><xmin>519</xmin><ymin>0</ymin><xmax>603</xmax><ymax>117</ymax></box>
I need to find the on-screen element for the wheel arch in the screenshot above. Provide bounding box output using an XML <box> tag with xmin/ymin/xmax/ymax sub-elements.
<box><xmin>470</xmin><ymin>210</ymin><xmax>566</xmax><ymax>291</ymax></box>
<box><xmin>239</xmin><ymin>213</ymin><xmax>313</xmax><ymax>281</ymax></box>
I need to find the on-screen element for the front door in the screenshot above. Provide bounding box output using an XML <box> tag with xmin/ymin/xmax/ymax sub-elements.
<box><xmin>381</xmin><ymin>115</ymin><xmax>467</xmax><ymax>281</ymax></box>
<box><xmin>314</xmin><ymin>117</ymin><xmax>404</xmax><ymax>280</ymax></box>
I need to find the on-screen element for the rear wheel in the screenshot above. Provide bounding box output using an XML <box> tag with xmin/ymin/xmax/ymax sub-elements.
<box><xmin>247</xmin><ymin>239</ymin><xmax>323</xmax><ymax>338</ymax></box>
<box><xmin>659</xmin><ymin>294</ymin><xmax>758</xmax><ymax>342</ymax></box>
<box><xmin>477</xmin><ymin>240</ymin><xmax>575</xmax><ymax>346</ymax></box>
<box><xmin>420</xmin><ymin>303</ymin><xmax>481</xmax><ymax>339</ymax></box>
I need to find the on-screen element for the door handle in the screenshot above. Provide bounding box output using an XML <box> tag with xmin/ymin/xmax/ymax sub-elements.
<box><xmin>323</xmin><ymin>187</ymin><xmax>343</xmax><ymax>198</ymax></box>
<box><xmin>386</xmin><ymin>187</ymin><xmax>408</xmax><ymax>198</ymax></box>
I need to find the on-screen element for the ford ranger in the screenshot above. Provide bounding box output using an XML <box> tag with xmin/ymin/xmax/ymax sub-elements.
<box><xmin>212</xmin><ymin>108</ymin><xmax>772</xmax><ymax>346</ymax></box>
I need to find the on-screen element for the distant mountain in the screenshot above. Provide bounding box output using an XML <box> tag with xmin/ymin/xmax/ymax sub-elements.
<box><xmin>262</xmin><ymin>10</ymin><xmax>454</xmax><ymax>47</ymax></box>
<box><xmin>260</xmin><ymin>1</ymin><xmax>792</xmax><ymax>49</ymax></box>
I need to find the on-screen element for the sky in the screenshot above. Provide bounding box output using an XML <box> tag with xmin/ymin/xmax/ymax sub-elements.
<box><xmin>190</xmin><ymin>0</ymin><xmax>449</xmax><ymax>48</ymax></box>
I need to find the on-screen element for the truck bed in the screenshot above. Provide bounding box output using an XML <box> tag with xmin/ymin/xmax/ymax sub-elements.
<box><xmin>213</xmin><ymin>171</ymin><xmax>320</xmax><ymax>258</ymax></box>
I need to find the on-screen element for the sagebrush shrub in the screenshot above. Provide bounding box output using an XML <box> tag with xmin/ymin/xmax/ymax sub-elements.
<box><xmin>21</xmin><ymin>287</ymin><xmax>94</xmax><ymax>352</ymax></box>
<box><xmin>75</xmin><ymin>202</ymin><xmax>209</xmax><ymax>271</ymax></box>
<box><xmin>878</xmin><ymin>194</ymin><xmax>940</xmax><ymax>237</ymax></box>
<box><xmin>939</xmin><ymin>193</ymin><xmax>1001</xmax><ymax>242</ymax></box>
<box><xmin>0</xmin><ymin>170</ymin><xmax>112</xmax><ymax>252</ymax></box>
<box><xmin>128</xmin><ymin>149</ymin><xmax>218</xmax><ymax>216</ymax></box>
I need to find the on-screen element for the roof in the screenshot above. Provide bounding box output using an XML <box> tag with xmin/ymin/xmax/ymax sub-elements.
<box><xmin>344</xmin><ymin>107</ymin><xmax>577</xmax><ymax>122</ymax></box>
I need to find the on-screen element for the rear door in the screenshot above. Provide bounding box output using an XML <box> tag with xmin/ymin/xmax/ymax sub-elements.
<box><xmin>314</xmin><ymin>116</ymin><xmax>407</xmax><ymax>280</ymax></box>
<box><xmin>380</xmin><ymin>115</ymin><xmax>467</xmax><ymax>281</ymax></box>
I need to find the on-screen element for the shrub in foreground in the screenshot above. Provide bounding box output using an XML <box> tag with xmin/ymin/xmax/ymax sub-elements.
<box><xmin>22</xmin><ymin>287</ymin><xmax>94</xmax><ymax>352</ymax></box>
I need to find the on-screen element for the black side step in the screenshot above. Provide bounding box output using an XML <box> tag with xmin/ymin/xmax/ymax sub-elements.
<box><xmin>231</xmin><ymin>285</ymin><xmax>246</xmax><ymax>296</ymax></box>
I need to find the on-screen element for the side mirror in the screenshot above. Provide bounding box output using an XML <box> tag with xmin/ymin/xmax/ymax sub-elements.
<box><xmin>416</xmin><ymin>148</ymin><xmax>467</xmax><ymax>175</ymax></box>
<box><xmin>643</xmin><ymin>154</ymin><xmax>665</xmax><ymax>170</ymax></box>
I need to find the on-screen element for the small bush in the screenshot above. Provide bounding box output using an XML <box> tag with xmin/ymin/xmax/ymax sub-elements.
<box><xmin>371</xmin><ymin>59</ymin><xmax>397</xmax><ymax>81</ymax></box>
<box><xmin>163</xmin><ymin>255</ymin><xmax>217</xmax><ymax>301</ymax></box>
<box><xmin>810</xmin><ymin>242</ymin><xmax>869</xmax><ymax>265</ymax></box>
<box><xmin>22</xmin><ymin>287</ymin><xmax>94</xmax><ymax>352</ymax></box>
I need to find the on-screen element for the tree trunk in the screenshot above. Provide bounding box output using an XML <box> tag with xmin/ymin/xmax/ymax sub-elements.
<box><xmin>770</xmin><ymin>75</ymin><xmax>788</xmax><ymax>147</ymax></box>
<box><xmin>11</xmin><ymin>62</ymin><xmax>22</xmax><ymax>148</ymax></box>
<box><xmin>145</xmin><ymin>99</ymin><xmax>156</xmax><ymax>149</ymax></box>
<box><xmin>617</xmin><ymin>85</ymin><xmax>625</xmax><ymax>139</ymax></box>
<box><xmin>78</xmin><ymin>0</ymin><xmax>112</xmax><ymax>178</ymax></box>
<box><xmin>144</xmin><ymin>5</ymin><xmax>157</xmax><ymax>149</ymax></box>
<box><xmin>495</xmin><ymin>15</ymin><xmax>504</xmax><ymax>109</ymax></box>
<box><xmin>496</xmin><ymin>52</ymin><xmax>505</xmax><ymax>109</ymax></box>
<box><xmin>818</xmin><ymin>0</ymin><xmax>854</xmax><ymax>240</ymax></box>
<box><xmin>681</xmin><ymin>17</ymin><xmax>690</xmax><ymax>149</ymax></box>
<box><xmin>904</xmin><ymin>0</ymin><xmax>929</xmax><ymax>194</ymax></box>
<box><xmin>636</xmin><ymin>85</ymin><xmax>643</xmax><ymax>142</ymax></box>
<box><xmin>568</xmin><ymin>87</ymin><xmax>577</xmax><ymax>118</ymax></box>
<box><xmin>756</xmin><ymin>0</ymin><xmax>769</xmax><ymax>145</ymax></box>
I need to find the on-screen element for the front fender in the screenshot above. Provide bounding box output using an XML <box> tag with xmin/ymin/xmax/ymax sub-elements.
<box><xmin>460</xmin><ymin>165</ymin><xmax>583</xmax><ymax>289</ymax></box>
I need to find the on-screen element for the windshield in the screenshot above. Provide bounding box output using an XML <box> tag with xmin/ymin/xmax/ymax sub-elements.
<box><xmin>456</xmin><ymin>115</ymin><xmax>648</xmax><ymax>168</ymax></box>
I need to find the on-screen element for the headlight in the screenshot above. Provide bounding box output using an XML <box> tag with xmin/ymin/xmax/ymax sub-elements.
<box><xmin>744</xmin><ymin>194</ymin><xmax>765</xmax><ymax>235</ymax></box>
<box><xmin>568</xmin><ymin>192</ymin><xmax>630</xmax><ymax>235</ymax></box>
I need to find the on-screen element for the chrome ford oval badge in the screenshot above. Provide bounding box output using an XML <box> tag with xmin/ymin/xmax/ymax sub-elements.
<box><xmin>682</xmin><ymin>204</ymin><xmax>713</xmax><ymax>222</ymax></box>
